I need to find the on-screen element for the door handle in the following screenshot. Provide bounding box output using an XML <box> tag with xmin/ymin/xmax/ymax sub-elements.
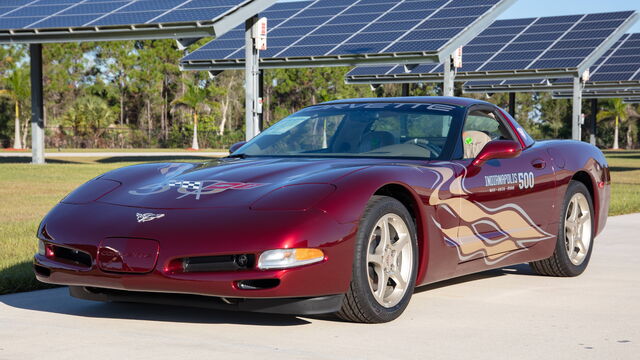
<box><xmin>531</xmin><ymin>159</ymin><xmax>546</xmax><ymax>169</ymax></box>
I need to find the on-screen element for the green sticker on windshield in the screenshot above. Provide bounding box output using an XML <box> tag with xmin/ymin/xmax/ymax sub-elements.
<box><xmin>465</xmin><ymin>137</ymin><xmax>473</xmax><ymax>145</ymax></box>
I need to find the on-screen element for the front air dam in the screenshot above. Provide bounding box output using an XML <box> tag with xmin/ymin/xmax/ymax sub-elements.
<box><xmin>69</xmin><ymin>286</ymin><xmax>344</xmax><ymax>315</ymax></box>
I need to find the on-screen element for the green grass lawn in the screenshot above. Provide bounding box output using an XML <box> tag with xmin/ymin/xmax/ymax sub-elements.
<box><xmin>603</xmin><ymin>151</ymin><xmax>640</xmax><ymax>216</ymax></box>
<box><xmin>0</xmin><ymin>155</ymin><xmax>214</xmax><ymax>295</ymax></box>
<box><xmin>1</xmin><ymin>151</ymin><xmax>639</xmax><ymax>295</ymax></box>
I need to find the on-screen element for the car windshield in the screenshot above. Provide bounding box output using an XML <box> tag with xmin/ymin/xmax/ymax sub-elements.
<box><xmin>234</xmin><ymin>102</ymin><xmax>464</xmax><ymax>159</ymax></box>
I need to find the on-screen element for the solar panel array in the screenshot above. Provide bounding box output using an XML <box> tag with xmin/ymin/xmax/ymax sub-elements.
<box><xmin>464</xmin><ymin>32</ymin><xmax>640</xmax><ymax>91</ymax></box>
<box><xmin>347</xmin><ymin>11</ymin><xmax>636</xmax><ymax>80</ymax></box>
<box><xmin>183</xmin><ymin>0</ymin><xmax>509</xmax><ymax>63</ymax></box>
<box><xmin>551</xmin><ymin>89</ymin><xmax>640</xmax><ymax>99</ymax></box>
<box><xmin>0</xmin><ymin>0</ymin><xmax>249</xmax><ymax>29</ymax></box>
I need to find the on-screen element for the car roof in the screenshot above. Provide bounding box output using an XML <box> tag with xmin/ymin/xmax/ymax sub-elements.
<box><xmin>318</xmin><ymin>96</ymin><xmax>492</xmax><ymax>108</ymax></box>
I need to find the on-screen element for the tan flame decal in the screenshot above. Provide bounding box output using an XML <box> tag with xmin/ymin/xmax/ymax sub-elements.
<box><xmin>428</xmin><ymin>163</ymin><xmax>552</xmax><ymax>264</ymax></box>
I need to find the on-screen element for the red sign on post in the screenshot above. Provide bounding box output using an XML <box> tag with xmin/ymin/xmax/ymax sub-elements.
<box><xmin>253</xmin><ymin>17</ymin><xmax>268</xmax><ymax>51</ymax></box>
<box><xmin>453</xmin><ymin>47</ymin><xmax>463</xmax><ymax>69</ymax></box>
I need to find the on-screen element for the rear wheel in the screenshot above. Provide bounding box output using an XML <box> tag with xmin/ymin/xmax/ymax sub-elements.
<box><xmin>530</xmin><ymin>181</ymin><xmax>594</xmax><ymax>277</ymax></box>
<box><xmin>337</xmin><ymin>196</ymin><xmax>418</xmax><ymax>323</ymax></box>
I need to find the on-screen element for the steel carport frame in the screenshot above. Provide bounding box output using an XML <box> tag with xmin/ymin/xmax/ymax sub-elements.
<box><xmin>345</xmin><ymin>13</ymin><xmax>639</xmax><ymax>142</ymax></box>
<box><xmin>0</xmin><ymin>0</ymin><xmax>276</xmax><ymax>164</ymax></box>
<box><xmin>181</xmin><ymin>0</ymin><xmax>518</xmax><ymax>133</ymax></box>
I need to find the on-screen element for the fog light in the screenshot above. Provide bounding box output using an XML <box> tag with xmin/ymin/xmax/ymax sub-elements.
<box><xmin>257</xmin><ymin>248</ymin><xmax>325</xmax><ymax>270</ymax></box>
<box><xmin>45</xmin><ymin>244</ymin><xmax>55</xmax><ymax>258</ymax></box>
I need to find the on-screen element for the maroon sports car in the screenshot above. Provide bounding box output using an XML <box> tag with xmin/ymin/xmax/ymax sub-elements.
<box><xmin>34</xmin><ymin>97</ymin><xmax>610</xmax><ymax>323</ymax></box>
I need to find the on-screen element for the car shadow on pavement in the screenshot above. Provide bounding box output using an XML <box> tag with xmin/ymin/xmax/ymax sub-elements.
<box><xmin>414</xmin><ymin>263</ymin><xmax>535</xmax><ymax>294</ymax></box>
<box><xmin>0</xmin><ymin>287</ymin><xmax>311</xmax><ymax>326</ymax></box>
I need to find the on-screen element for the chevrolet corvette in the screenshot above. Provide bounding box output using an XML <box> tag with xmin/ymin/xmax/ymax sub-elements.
<box><xmin>34</xmin><ymin>97</ymin><xmax>610</xmax><ymax>323</ymax></box>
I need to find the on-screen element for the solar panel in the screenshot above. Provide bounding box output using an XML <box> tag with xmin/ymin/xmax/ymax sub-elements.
<box><xmin>0</xmin><ymin>0</ymin><xmax>276</xmax><ymax>43</ymax></box>
<box><xmin>0</xmin><ymin>0</ymin><xmax>237</xmax><ymax>28</ymax></box>
<box><xmin>346</xmin><ymin>11</ymin><xmax>638</xmax><ymax>84</ymax></box>
<box><xmin>181</xmin><ymin>0</ymin><xmax>518</xmax><ymax>70</ymax></box>
<box><xmin>463</xmin><ymin>33</ymin><xmax>640</xmax><ymax>93</ymax></box>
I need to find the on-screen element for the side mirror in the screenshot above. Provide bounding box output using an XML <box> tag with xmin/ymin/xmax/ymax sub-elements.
<box><xmin>229</xmin><ymin>141</ymin><xmax>247</xmax><ymax>154</ymax></box>
<box><xmin>472</xmin><ymin>140</ymin><xmax>522</xmax><ymax>167</ymax></box>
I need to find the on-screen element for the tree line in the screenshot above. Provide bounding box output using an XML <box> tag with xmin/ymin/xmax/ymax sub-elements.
<box><xmin>0</xmin><ymin>40</ymin><xmax>638</xmax><ymax>150</ymax></box>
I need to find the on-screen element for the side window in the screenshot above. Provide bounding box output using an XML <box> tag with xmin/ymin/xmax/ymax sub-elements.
<box><xmin>462</xmin><ymin>110</ymin><xmax>514</xmax><ymax>159</ymax></box>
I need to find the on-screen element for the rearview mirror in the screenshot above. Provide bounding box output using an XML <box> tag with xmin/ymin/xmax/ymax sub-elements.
<box><xmin>229</xmin><ymin>141</ymin><xmax>247</xmax><ymax>154</ymax></box>
<box><xmin>472</xmin><ymin>140</ymin><xmax>522</xmax><ymax>167</ymax></box>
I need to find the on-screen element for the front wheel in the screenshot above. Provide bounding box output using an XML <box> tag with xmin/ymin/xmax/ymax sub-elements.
<box><xmin>337</xmin><ymin>196</ymin><xmax>418</xmax><ymax>323</ymax></box>
<box><xmin>530</xmin><ymin>181</ymin><xmax>594</xmax><ymax>277</ymax></box>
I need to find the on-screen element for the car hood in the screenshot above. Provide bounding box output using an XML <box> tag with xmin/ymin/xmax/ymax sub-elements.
<box><xmin>97</xmin><ymin>157</ymin><xmax>373</xmax><ymax>209</ymax></box>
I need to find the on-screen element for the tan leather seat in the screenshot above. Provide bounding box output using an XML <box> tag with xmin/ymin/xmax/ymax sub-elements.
<box><xmin>462</xmin><ymin>130</ymin><xmax>492</xmax><ymax>159</ymax></box>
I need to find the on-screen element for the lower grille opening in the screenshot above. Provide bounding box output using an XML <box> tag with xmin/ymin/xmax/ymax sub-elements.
<box><xmin>236</xmin><ymin>279</ymin><xmax>280</xmax><ymax>290</ymax></box>
<box><xmin>180</xmin><ymin>254</ymin><xmax>255</xmax><ymax>273</ymax></box>
<box><xmin>34</xmin><ymin>264</ymin><xmax>51</xmax><ymax>277</ymax></box>
<box><xmin>51</xmin><ymin>246</ymin><xmax>92</xmax><ymax>268</ymax></box>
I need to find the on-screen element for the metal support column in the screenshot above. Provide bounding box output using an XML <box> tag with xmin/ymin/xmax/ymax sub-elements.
<box><xmin>245</xmin><ymin>16</ymin><xmax>260</xmax><ymax>141</ymax></box>
<box><xmin>508</xmin><ymin>93</ymin><xmax>516</xmax><ymax>119</ymax></box>
<box><xmin>572</xmin><ymin>76</ymin><xmax>584</xmax><ymax>141</ymax></box>
<box><xmin>401</xmin><ymin>83</ymin><xmax>410</xmax><ymax>97</ymax></box>
<box><xmin>30</xmin><ymin>44</ymin><xmax>45</xmax><ymax>165</ymax></box>
<box><xmin>590</xmin><ymin>98</ymin><xmax>598</xmax><ymax>146</ymax></box>
<box><xmin>258</xmin><ymin>69</ymin><xmax>264</xmax><ymax>131</ymax></box>
<box><xmin>443</xmin><ymin>54</ymin><xmax>455</xmax><ymax>97</ymax></box>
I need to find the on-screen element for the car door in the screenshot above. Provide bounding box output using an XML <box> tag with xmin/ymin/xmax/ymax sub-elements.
<box><xmin>450</xmin><ymin>105</ymin><xmax>556</xmax><ymax>264</ymax></box>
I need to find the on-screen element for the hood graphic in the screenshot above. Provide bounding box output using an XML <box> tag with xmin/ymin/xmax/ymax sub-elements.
<box><xmin>98</xmin><ymin>158</ymin><xmax>370</xmax><ymax>209</ymax></box>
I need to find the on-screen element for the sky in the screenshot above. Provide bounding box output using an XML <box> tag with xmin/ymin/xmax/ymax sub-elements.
<box><xmin>498</xmin><ymin>0</ymin><xmax>640</xmax><ymax>32</ymax></box>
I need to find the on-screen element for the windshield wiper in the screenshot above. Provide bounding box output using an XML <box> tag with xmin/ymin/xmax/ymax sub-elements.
<box><xmin>226</xmin><ymin>153</ymin><xmax>249</xmax><ymax>159</ymax></box>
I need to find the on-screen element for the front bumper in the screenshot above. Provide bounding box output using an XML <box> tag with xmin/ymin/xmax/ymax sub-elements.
<box><xmin>34</xmin><ymin>202</ymin><xmax>357</xmax><ymax>300</ymax></box>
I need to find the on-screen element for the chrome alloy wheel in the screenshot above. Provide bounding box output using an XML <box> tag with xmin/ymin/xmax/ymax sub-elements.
<box><xmin>564</xmin><ymin>193</ymin><xmax>592</xmax><ymax>266</ymax></box>
<box><xmin>366</xmin><ymin>213</ymin><xmax>413</xmax><ymax>308</ymax></box>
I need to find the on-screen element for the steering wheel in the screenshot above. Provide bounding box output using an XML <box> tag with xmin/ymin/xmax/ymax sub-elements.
<box><xmin>404</xmin><ymin>139</ymin><xmax>442</xmax><ymax>157</ymax></box>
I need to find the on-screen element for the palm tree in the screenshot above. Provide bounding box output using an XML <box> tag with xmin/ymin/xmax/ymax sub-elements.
<box><xmin>1</xmin><ymin>66</ymin><xmax>30</xmax><ymax>149</ymax></box>
<box><xmin>63</xmin><ymin>95</ymin><xmax>116</xmax><ymax>147</ymax></box>
<box><xmin>171</xmin><ymin>82</ymin><xmax>212</xmax><ymax>150</ymax></box>
<box><xmin>597</xmin><ymin>99</ymin><xmax>630</xmax><ymax>150</ymax></box>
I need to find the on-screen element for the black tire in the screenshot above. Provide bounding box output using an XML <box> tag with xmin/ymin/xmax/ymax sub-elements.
<box><xmin>530</xmin><ymin>181</ymin><xmax>595</xmax><ymax>277</ymax></box>
<box><xmin>336</xmin><ymin>196</ymin><xmax>418</xmax><ymax>323</ymax></box>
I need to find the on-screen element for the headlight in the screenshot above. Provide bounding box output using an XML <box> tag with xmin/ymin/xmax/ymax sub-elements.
<box><xmin>257</xmin><ymin>248</ymin><xmax>325</xmax><ymax>270</ymax></box>
<box><xmin>62</xmin><ymin>179</ymin><xmax>121</xmax><ymax>204</ymax></box>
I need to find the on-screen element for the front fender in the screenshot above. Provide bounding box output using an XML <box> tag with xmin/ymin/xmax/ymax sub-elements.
<box><xmin>315</xmin><ymin>162</ymin><xmax>454</xmax><ymax>286</ymax></box>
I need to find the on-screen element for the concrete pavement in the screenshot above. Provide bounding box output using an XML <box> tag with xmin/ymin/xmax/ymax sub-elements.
<box><xmin>1</xmin><ymin>214</ymin><xmax>638</xmax><ymax>360</ymax></box>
